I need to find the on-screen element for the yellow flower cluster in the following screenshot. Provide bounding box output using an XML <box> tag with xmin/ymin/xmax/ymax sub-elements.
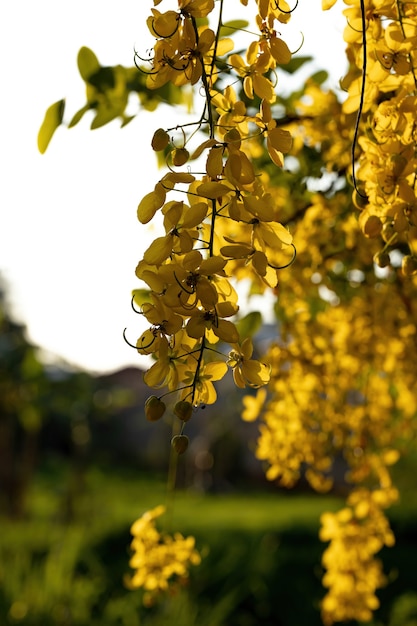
<box><xmin>241</xmin><ymin>187</ymin><xmax>417</xmax><ymax>622</ymax></box>
<box><xmin>126</xmin><ymin>505</ymin><xmax>201</xmax><ymax>602</ymax></box>
<box><xmin>320</xmin><ymin>488</ymin><xmax>397</xmax><ymax>625</ymax></box>
<box><xmin>326</xmin><ymin>0</ymin><xmax>417</xmax><ymax>273</ymax></box>
<box><xmin>249</xmin><ymin>237</ymin><xmax>416</xmax><ymax>492</ymax></box>
<box><xmin>131</xmin><ymin>0</ymin><xmax>296</xmax><ymax>433</ymax></box>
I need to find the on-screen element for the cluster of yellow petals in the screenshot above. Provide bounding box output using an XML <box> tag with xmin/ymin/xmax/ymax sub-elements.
<box><xmin>240</xmin><ymin>187</ymin><xmax>417</xmax><ymax>623</ymax></box>
<box><xmin>320</xmin><ymin>488</ymin><xmax>398</xmax><ymax>625</ymax></box>
<box><xmin>250</xmin><ymin>281</ymin><xmax>416</xmax><ymax>490</ymax></box>
<box><xmin>126</xmin><ymin>505</ymin><xmax>201</xmax><ymax>603</ymax></box>
<box><xmin>132</xmin><ymin>0</ymin><xmax>296</xmax><ymax>415</ymax></box>
<box><xmin>325</xmin><ymin>0</ymin><xmax>417</xmax><ymax>274</ymax></box>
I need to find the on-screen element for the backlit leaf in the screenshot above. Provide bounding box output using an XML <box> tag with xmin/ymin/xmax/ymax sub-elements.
<box><xmin>37</xmin><ymin>99</ymin><xmax>65</xmax><ymax>154</ymax></box>
<box><xmin>68</xmin><ymin>104</ymin><xmax>90</xmax><ymax>128</ymax></box>
<box><xmin>77</xmin><ymin>46</ymin><xmax>100</xmax><ymax>81</ymax></box>
<box><xmin>236</xmin><ymin>311</ymin><xmax>263</xmax><ymax>340</ymax></box>
<box><xmin>219</xmin><ymin>20</ymin><xmax>249</xmax><ymax>38</ymax></box>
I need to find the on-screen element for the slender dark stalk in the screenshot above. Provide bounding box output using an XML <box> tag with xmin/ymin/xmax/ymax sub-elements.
<box><xmin>351</xmin><ymin>0</ymin><xmax>367</xmax><ymax>198</ymax></box>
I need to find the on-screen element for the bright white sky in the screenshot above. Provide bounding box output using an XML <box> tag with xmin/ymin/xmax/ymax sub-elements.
<box><xmin>0</xmin><ymin>0</ymin><xmax>346</xmax><ymax>374</ymax></box>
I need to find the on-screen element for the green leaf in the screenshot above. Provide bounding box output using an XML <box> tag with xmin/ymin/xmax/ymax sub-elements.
<box><xmin>77</xmin><ymin>46</ymin><xmax>100</xmax><ymax>81</ymax></box>
<box><xmin>37</xmin><ymin>99</ymin><xmax>65</xmax><ymax>154</ymax></box>
<box><xmin>310</xmin><ymin>70</ymin><xmax>329</xmax><ymax>85</ymax></box>
<box><xmin>121</xmin><ymin>114</ymin><xmax>136</xmax><ymax>128</ymax></box>
<box><xmin>280</xmin><ymin>55</ymin><xmax>313</xmax><ymax>74</ymax></box>
<box><xmin>132</xmin><ymin>289</ymin><xmax>152</xmax><ymax>306</ymax></box>
<box><xmin>68</xmin><ymin>104</ymin><xmax>91</xmax><ymax>128</ymax></box>
<box><xmin>219</xmin><ymin>20</ymin><xmax>249</xmax><ymax>38</ymax></box>
<box><xmin>236</xmin><ymin>311</ymin><xmax>263</xmax><ymax>340</ymax></box>
<box><xmin>91</xmin><ymin>106</ymin><xmax>119</xmax><ymax>129</ymax></box>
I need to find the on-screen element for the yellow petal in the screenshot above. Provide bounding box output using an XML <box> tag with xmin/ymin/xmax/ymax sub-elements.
<box><xmin>204</xmin><ymin>360</ymin><xmax>228</xmax><ymax>381</ymax></box>
<box><xmin>144</xmin><ymin>360</ymin><xmax>169</xmax><ymax>387</ymax></box>
<box><xmin>181</xmin><ymin>202</ymin><xmax>208</xmax><ymax>228</ymax></box>
<box><xmin>196</xmin><ymin>279</ymin><xmax>218</xmax><ymax>308</ymax></box>
<box><xmin>242</xmin><ymin>360</ymin><xmax>271</xmax><ymax>386</ymax></box>
<box><xmin>220</xmin><ymin>244</ymin><xmax>253</xmax><ymax>258</ymax></box>
<box><xmin>252</xmin><ymin>251</ymin><xmax>268</xmax><ymax>276</ymax></box>
<box><xmin>252</xmin><ymin>74</ymin><xmax>275</xmax><ymax>103</ymax></box>
<box><xmin>322</xmin><ymin>0</ymin><xmax>338</xmax><ymax>9</ymax></box>
<box><xmin>267</xmin><ymin>127</ymin><xmax>292</xmax><ymax>154</ymax></box>
<box><xmin>197</xmin><ymin>181</ymin><xmax>232</xmax><ymax>199</ymax></box>
<box><xmin>186</xmin><ymin>316</ymin><xmax>207</xmax><ymax>339</ymax></box>
<box><xmin>206</xmin><ymin>145</ymin><xmax>224</xmax><ymax>178</ymax></box>
<box><xmin>217</xmin><ymin>37</ymin><xmax>234</xmax><ymax>56</ymax></box>
<box><xmin>270</xmin><ymin>37</ymin><xmax>291</xmax><ymax>64</ymax></box>
<box><xmin>150</xmin><ymin>10</ymin><xmax>179</xmax><ymax>38</ymax></box>
<box><xmin>137</xmin><ymin>186</ymin><xmax>166</xmax><ymax>224</ymax></box>
<box><xmin>241</xmin><ymin>337</ymin><xmax>253</xmax><ymax>359</ymax></box>
<box><xmin>233</xmin><ymin>367</ymin><xmax>246</xmax><ymax>388</ymax></box>
<box><xmin>183</xmin><ymin>249</ymin><xmax>203</xmax><ymax>270</ymax></box>
<box><xmin>199</xmin><ymin>256</ymin><xmax>227</xmax><ymax>274</ymax></box>
<box><xmin>214</xmin><ymin>319</ymin><xmax>239</xmax><ymax>343</ymax></box>
<box><xmin>143</xmin><ymin>236</ymin><xmax>173</xmax><ymax>265</ymax></box>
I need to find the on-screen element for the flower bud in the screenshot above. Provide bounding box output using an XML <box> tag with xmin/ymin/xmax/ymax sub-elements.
<box><xmin>174</xmin><ymin>400</ymin><xmax>193</xmax><ymax>422</ymax></box>
<box><xmin>151</xmin><ymin>128</ymin><xmax>170</xmax><ymax>151</ymax></box>
<box><xmin>352</xmin><ymin>189</ymin><xmax>368</xmax><ymax>210</ymax></box>
<box><xmin>145</xmin><ymin>396</ymin><xmax>166</xmax><ymax>421</ymax></box>
<box><xmin>172</xmin><ymin>148</ymin><xmax>190</xmax><ymax>166</ymax></box>
<box><xmin>360</xmin><ymin>214</ymin><xmax>382</xmax><ymax>238</ymax></box>
<box><xmin>171</xmin><ymin>434</ymin><xmax>189</xmax><ymax>454</ymax></box>
<box><xmin>402</xmin><ymin>255</ymin><xmax>417</xmax><ymax>276</ymax></box>
<box><xmin>381</xmin><ymin>221</ymin><xmax>396</xmax><ymax>243</ymax></box>
<box><xmin>373</xmin><ymin>251</ymin><xmax>390</xmax><ymax>268</ymax></box>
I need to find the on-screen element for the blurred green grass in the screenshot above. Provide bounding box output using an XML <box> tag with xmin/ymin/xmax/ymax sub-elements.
<box><xmin>1</xmin><ymin>463</ymin><xmax>417</xmax><ymax>626</ymax></box>
<box><xmin>27</xmin><ymin>462</ymin><xmax>345</xmax><ymax>535</ymax></box>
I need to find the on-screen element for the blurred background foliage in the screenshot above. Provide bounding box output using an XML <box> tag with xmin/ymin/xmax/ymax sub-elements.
<box><xmin>1</xmin><ymin>274</ymin><xmax>417</xmax><ymax>625</ymax></box>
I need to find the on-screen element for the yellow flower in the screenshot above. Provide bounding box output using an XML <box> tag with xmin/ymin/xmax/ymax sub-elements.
<box><xmin>127</xmin><ymin>505</ymin><xmax>201</xmax><ymax>599</ymax></box>
<box><xmin>320</xmin><ymin>489</ymin><xmax>397</xmax><ymax>625</ymax></box>
<box><xmin>227</xmin><ymin>338</ymin><xmax>271</xmax><ymax>388</ymax></box>
<box><xmin>212</xmin><ymin>85</ymin><xmax>248</xmax><ymax>135</ymax></box>
<box><xmin>229</xmin><ymin>41</ymin><xmax>276</xmax><ymax>102</ymax></box>
<box><xmin>182</xmin><ymin>360</ymin><xmax>228</xmax><ymax>405</ymax></box>
<box><xmin>253</xmin><ymin>100</ymin><xmax>292</xmax><ymax>167</ymax></box>
<box><xmin>142</xmin><ymin>201</ymin><xmax>207</xmax><ymax>266</ymax></box>
<box><xmin>175</xmin><ymin>250</ymin><xmax>229</xmax><ymax>311</ymax></box>
<box><xmin>371</xmin><ymin>22</ymin><xmax>417</xmax><ymax>80</ymax></box>
<box><xmin>186</xmin><ymin>301</ymin><xmax>239</xmax><ymax>343</ymax></box>
<box><xmin>242</xmin><ymin>388</ymin><xmax>267</xmax><ymax>421</ymax></box>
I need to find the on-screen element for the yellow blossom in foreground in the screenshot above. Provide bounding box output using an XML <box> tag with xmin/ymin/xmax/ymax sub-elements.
<box><xmin>227</xmin><ymin>338</ymin><xmax>271</xmax><ymax>388</ymax></box>
<box><xmin>126</xmin><ymin>505</ymin><xmax>201</xmax><ymax>601</ymax></box>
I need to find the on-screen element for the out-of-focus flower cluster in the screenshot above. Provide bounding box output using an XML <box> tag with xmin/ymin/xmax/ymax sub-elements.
<box><xmin>126</xmin><ymin>505</ymin><xmax>201</xmax><ymax>604</ymax></box>
<box><xmin>320</xmin><ymin>487</ymin><xmax>397</xmax><ymax>625</ymax></box>
<box><xmin>241</xmin><ymin>185</ymin><xmax>417</xmax><ymax>623</ymax></box>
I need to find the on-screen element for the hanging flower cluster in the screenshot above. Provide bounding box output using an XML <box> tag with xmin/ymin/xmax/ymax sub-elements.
<box><xmin>241</xmin><ymin>187</ymin><xmax>417</xmax><ymax>623</ymax></box>
<box><xmin>325</xmin><ymin>0</ymin><xmax>417</xmax><ymax>274</ymax></box>
<box><xmin>126</xmin><ymin>505</ymin><xmax>201</xmax><ymax>604</ymax></box>
<box><xmin>130</xmin><ymin>0</ymin><xmax>296</xmax><ymax>443</ymax></box>
<box><xmin>320</xmin><ymin>487</ymin><xmax>397</xmax><ymax>625</ymax></box>
<box><xmin>246</xmin><ymin>286</ymin><xmax>416</xmax><ymax>493</ymax></box>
